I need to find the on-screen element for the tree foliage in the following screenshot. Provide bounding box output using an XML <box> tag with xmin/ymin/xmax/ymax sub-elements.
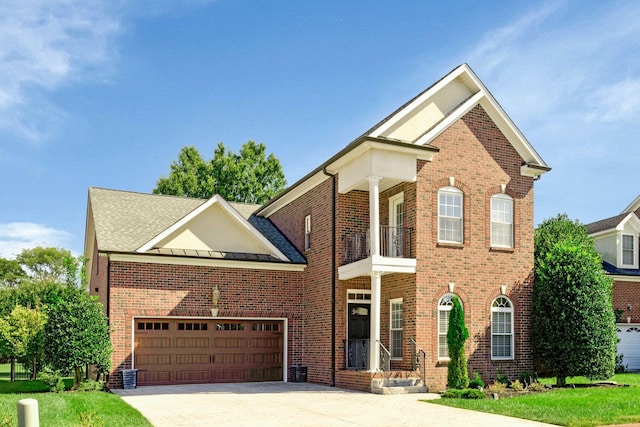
<box><xmin>0</xmin><ymin>259</ymin><xmax>25</xmax><ymax>287</ymax></box>
<box><xmin>0</xmin><ymin>306</ymin><xmax>47</xmax><ymax>376</ymax></box>
<box><xmin>533</xmin><ymin>214</ymin><xmax>617</xmax><ymax>385</ymax></box>
<box><xmin>447</xmin><ymin>296</ymin><xmax>469</xmax><ymax>389</ymax></box>
<box><xmin>15</xmin><ymin>246</ymin><xmax>80</xmax><ymax>287</ymax></box>
<box><xmin>43</xmin><ymin>288</ymin><xmax>112</xmax><ymax>387</ymax></box>
<box><xmin>154</xmin><ymin>141</ymin><xmax>287</xmax><ymax>204</ymax></box>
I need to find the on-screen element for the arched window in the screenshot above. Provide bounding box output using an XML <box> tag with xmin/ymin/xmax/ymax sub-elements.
<box><xmin>438</xmin><ymin>293</ymin><xmax>462</xmax><ymax>359</ymax></box>
<box><xmin>491</xmin><ymin>194</ymin><xmax>513</xmax><ymax>248</ymax></box>
<box><xmin>438</xmin><ymin>187</ymin><xmax>463</xmax><ymax>244</ymax></box>
<box><xmin>491</xmin><ymin>296</ymin><xmax>514</xmax><ymax>359</ymax></box>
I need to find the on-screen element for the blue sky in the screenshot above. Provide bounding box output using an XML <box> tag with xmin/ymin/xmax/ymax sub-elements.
<box><xmin>1</xmin><ymin>0</ymin><xmax>639</xmax><ymax>258</ymax></box>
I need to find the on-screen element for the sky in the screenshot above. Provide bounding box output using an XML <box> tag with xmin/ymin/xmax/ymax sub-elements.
<box><xmin>1</xmin><ymin>0</ymin><xmax>639</xmax><ymax>258</ymax></box>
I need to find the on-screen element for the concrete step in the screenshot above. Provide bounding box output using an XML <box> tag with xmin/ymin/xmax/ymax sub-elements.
<box><xmin>370</xmin><ymin>377</ymin><xmax>429</xmax><ymax>395</ymax></box>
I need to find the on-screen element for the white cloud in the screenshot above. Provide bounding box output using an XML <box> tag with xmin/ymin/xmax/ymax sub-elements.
<box><xmin>0</xmin><ymin>222</ymin><xmax>73</xmax><ymax>259</ymax></box>
<box><xmin>0</xmin><ymin>0</ymin><xmax>121</xmax><ymax>141</ymax></box>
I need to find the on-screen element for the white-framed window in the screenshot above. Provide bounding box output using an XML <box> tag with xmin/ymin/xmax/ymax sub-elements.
<box><xmin>389</xmin><ymin>192</ymin><xmax>405</xmax><ymax>257</ymax></box>
<box><xmin>622</xmin><ymin>234</ymin><xmax>635</xmax><ymax>266</ymax></box>
<box><xmin>304</xmin><ymin>214</ymin><xmax>311</xmax><ymax>251</ymax></box>
<box><xmin>491</xmin><ymin>194</ymin><xmax>514</xmax><ymax>248</ymax></box>
<box><xmin>390</xmin><ymin>298</ymin><xmax>403</xmax><ymax>359</ymax></box>
<box><xmin>491</xmin><ymin>296</ymin><xmax>514</xmax><ymax>360</ymax></box>
<box><xmin>438</xmin><ymin>187</ymin><xmax>463</xmax><ymax>244</ymax></box>
<box><xmin>438</xmin><ymin>293</ymin><xmax>461</xmax><ymax>360</ymax></box>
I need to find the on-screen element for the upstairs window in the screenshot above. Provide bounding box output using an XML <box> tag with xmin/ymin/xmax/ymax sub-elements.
<box><xmin>438</xmin><ymin>187</ymin><xmax>463</xmax><ymax>244</ymax></box>
<box><xmin>390</xmin><ymin>299</ymin><xmax>403</xmax><ymax>359</ymax></box>
<box><xmin>304</xmin><ymin>214</ymin><xmax>311</xmax><ymax>251</ymax></box>
<box><xmin>623</xmin><ymin>234</ymin><xmax>635</xmax><ymax>266</ymax></box>
<box><xmin>491</xmin><ymin>194</ymin><xmax>514</xmax><ymax>248</ymax></box>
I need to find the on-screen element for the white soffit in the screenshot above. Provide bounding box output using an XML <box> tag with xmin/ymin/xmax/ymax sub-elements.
<box><xmin>136</xmin><ymin>195</ymin><xmax>288</xmax><ymax>261</ymax></box>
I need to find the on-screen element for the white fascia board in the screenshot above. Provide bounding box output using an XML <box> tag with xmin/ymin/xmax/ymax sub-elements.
<box><xmin>609</xmin><ymin>274</ymin><xmax>640</xmax><ymax>283</ymax></box>
<box><xmin>619</xmin><ymin>213</ymin><xmax>640</xmax><ymax>233</ymax></box>
<box><xmin>110</xmin><ymin>253</ymin><xmax>306</xmax><ymax>272</ymax></box>
<box><xmin>622</xmin><ymin>195</ymin><xmax>640</xmax><ymax>214</ymax></box>
<box><xmin>258</xmin><ymin>172</ymin><xmax>329</xmax><ymax>217</ymax></box>
<box><xmin>369</xmin><ymin>65</ymin><xmax>472</xmax><ymax>138</ymax></box>
<box><xmin>137</xmin><ymin>195</ymin><xmax>289</xmax><ymax>262</ymax></box>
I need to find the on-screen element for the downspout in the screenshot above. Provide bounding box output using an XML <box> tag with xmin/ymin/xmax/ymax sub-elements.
<box><xmin>323</xmin><ymin>167</ymin><xmax>337</xmax><ymax>387</ymax></box>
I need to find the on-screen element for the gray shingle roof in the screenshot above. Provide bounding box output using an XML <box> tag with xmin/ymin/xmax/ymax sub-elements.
<box><xmin>585</xmin><ymin>213</ymin><xmax>627</xmax><ymax>235</ymax></box>
<box><xmin>88</xmin><ymin>188</ymin><xmax>303</xmax><ymax>264</ymax></box>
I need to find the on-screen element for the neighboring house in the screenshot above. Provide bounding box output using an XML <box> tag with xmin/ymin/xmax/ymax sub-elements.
<box><xmin>586</xmin><ymin>197</ymin><xmax>640</xmax><ymax>371</ymax></box>
<box><xmin>84</xmin><ymin>64</ymin><xmax>550</xmax><ymax>391</ymax></box>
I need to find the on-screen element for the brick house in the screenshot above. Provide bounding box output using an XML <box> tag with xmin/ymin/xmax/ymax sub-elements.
<box><xmin>586</xmin><ymin>197</ymin><xmax>640</xmax><ymax>371</ymax></box>
<box><xmin>84</xmin><ymin>64</ymin><xmax>550</xmax><ymax>391</ymax></box>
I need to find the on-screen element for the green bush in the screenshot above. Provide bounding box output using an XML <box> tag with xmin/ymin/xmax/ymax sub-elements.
<box><xmin>0</xmin><ymin>414</ymin><xmax>12</xmax><ymax>427</ymax></box>
<box><xmin>510</xmin><ymin>379</ymin><xmax>524</xmax><ymax>391</ymax></box>
<box><xmin>77</xmin><ymin>379</ymin><xmax>105</xmax><ymax>392</ymax></box>
<box><xmin>441</xmin><ymin>388</ymin><xmax>486</xmax><ymax>399</ymax></box>
<box><xmin>496</xmin><ymin>370</ymin><xmax>509</xmax><ymax>384</ymax></box>
<box><xmin>446</xmin><ymin>296</ymin><xmax>469</xmax><ymax>389</ymax></box>
<box><xmin>468</xmin><ymin>372</ymin><xmax>484</xmax><ymax>390</ymax></box>
<box><xmin>38</xmin><ymin>367</ymin><xmax>65</xmax><ymax>393</ymax></box>
<box><xmin>78</xmin><ymin>410</ymin><xmax>105</xmax><ymax>427</ymax></box>
<box><xmin>518</xmin><ymin>371</ymin><xmax>535</xmax><ymax>386</ymax></box>
<box><xmin>486</xmin><ymin>381</ymin><xmax>507</xmax><ymax>396</ymax></box>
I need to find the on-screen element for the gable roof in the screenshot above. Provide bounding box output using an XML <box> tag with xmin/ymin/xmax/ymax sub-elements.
<box><xmin>257</xmin><ymin>63</ymin><xmax>549</xmax><ymax>217</ymax></box>
<box><xmin>586</xmin><ymin>212</ymin><xmax>640</xmax><ymax>235</ymax></box>
<box><xmin>86</xmin><ymin>187</ymin><xmax>304</xmax><ymax>264</ymax></box>
<box><xmin>622</xmin><ymin>194</ymin><xmax>640</xmax><ymax>215</ymax></box>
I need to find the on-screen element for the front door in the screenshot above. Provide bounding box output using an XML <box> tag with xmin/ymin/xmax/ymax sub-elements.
<box><xmin>347</xmin><ymin>303</ymin><xmax>370</xmax><ymax>369</ymax></box>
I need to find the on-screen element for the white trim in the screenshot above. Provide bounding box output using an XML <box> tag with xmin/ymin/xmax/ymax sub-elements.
<box><xmin>131</xmin><ymin>315</ymin><xmax>288</xmax><ymax>382</ymax></box>
<box><xmin>438</xmin><ymin>187</ymin><xmax>463</xmax><ymax>244</ymax></box>
<box><xmin>389</xmin><ymin>298</ymin><xmax>403</xmax><ymax>359</ymax></box>
<box><xmin>137</xmin><ymin>195</ymin><xmax>289</xmax><ymax>261</ymax></box>
<box><xmin>490</xmin><ymin>194</ymin><xmax>514</xmax><ymax>249</ymax></box>
<box><xmin>109</xmin><ymin>253</ymin><xmax>306</xmax><ymax>272</ymax></box>
<box><xmin>491</xmin><ymin>296</ymin><xmax>514</xmax><ymax>360</ymax></box>
<box><xmin>610</xmin><ymin>275</ymin><xmax>640</xmax><ymax>282</ymax></box>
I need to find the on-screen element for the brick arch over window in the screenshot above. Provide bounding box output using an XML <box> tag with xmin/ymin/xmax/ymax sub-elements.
<box><xmin>432</xmin><ymin>178</ymin><xmax>470</xmax><ymax>245</ymax></box>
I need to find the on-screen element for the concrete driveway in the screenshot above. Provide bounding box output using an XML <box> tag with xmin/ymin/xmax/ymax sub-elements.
<box><xmin>113</xmin><ymin>382</ymin><xmax>554</xmax><ymax>427</ymax></box>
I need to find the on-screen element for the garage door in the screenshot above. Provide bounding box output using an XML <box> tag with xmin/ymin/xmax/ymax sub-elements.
<box><xmin>134</xmin><ymin>318</ymin><xmax>284</xmax><ymax>385</ymax></box>
<box><xmin>617</xmin><ymin>325</ymin><xmax>640</xmax><ymax>371</ymax></box>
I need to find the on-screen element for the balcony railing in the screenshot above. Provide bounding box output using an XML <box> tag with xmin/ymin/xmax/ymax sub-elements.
<box><xmin>342</xmin><ymin>226</ymin><xmax>414</xmax><ymax>264</ymax></box>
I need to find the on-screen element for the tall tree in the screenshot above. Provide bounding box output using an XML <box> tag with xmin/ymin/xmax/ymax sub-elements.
<box><xmin>0</xmin><ymin>306</ymin><xmax>47</xmax><ymax>379</ymax></box>
<box><xmin>0</xmin><ymin>258</ymin><xmax>25</xmax><ymax>287</ymax></box>
<box><xmin>15</xmin><ymin>247</ymin><xmax>80</xmax><ymax>287</ymax></box>
<box><xmin>533</xmin><ymin>214</ymin><xmax>617</xmax><ymax>386</ymax></box>
<box><xmin>154</xmin><ymin>141</ymin><xmax>287</xmax><ymax>204</ymax></box>
<box><xmin>447</xmin><ymin>296</ymin><xmax>469</xmax><ymax>389</ymax></box>
<box><xmin>43</xmin><ymin>288</ymin><xmax>112</xmax><ymax>387</ymax></box>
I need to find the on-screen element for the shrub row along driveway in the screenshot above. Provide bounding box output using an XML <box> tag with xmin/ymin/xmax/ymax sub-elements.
<box><xmin>114</xmin><ymin>382</ymin><xmax>554</xmax><ymax>427</ymax></box>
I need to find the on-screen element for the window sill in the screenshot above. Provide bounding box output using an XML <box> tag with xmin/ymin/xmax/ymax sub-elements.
<box><xmin>437</xmin><ymin>242</ymin><xmax>464</xmax><ymax>249</ymax></box>
<box><xmin>490</xmin><ymin>246</ymin><xmax>515</xmax><ymax>253</ymax></box>
<box><xmin>491</xmin><ymin>357</ymin><xmax>515</xmax><ymax>361</ymax></box>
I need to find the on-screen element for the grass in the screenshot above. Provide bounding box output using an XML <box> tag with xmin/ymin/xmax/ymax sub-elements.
<box><xmin>429</xmin><ymin>373</ymin><xmax>640</xmax><ymax>427</ymax></box>
<box><xmin>0</xmin><ymin>364</ymin><xmax>152</xmax><ymax>427</ymax></box>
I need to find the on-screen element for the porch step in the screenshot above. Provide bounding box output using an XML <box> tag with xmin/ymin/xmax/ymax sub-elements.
<box><xmin>370</xmin><ymin>377</ymin><xmax>429</xmax><ymax>395</ymax></box>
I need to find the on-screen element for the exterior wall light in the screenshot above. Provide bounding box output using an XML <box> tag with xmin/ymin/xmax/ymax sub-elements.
<box><xmin>211</xmin><ymin>285</ymin><xmax>221</xmax><ymax>317</ymax></box>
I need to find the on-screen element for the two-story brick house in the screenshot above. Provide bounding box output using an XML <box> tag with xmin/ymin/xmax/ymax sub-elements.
<box><xmin>85</xmin><ymin>64</ymin><xmax>550</xmax><ymax>391</ymax></box>
<box><xmin>586</xmin><ymin>197</ymin><xmax>640</xmax><ymax>371</ymax></box>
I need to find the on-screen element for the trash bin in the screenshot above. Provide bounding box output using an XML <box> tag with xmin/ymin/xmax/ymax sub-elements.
<box><xmin>121</xmin><ymin>369</ymin><xmax>138</xmax><ymax>389</ymax></box>
<box><xmin>289</xmin><ymin>365</ymin><xmax>307</xmax><ymax>382</ymax></box>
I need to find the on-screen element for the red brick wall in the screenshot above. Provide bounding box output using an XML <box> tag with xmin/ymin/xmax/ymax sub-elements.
<box><xmin>414</xmin><ymin>105</ymin><xmax>536</xmax><ymax>390</ymax></box>
<box><xmin>269</xmin><ymin>178</ymin><xmax>336</xmax><ymax>385</ymax></box>
<box><xmin>104</xmin><ymin>260</ymin><xmax>303</xmax><ymax>388</ymax></box>
<box><xmin>613</xmin><ymin>279</ymin><xmax>640</xmax><ymax>323</ymax></box>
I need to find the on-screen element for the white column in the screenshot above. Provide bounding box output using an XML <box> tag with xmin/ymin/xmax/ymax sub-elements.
<box><xmin>369</xmin><ymin>272</ymin><xmax>381</xmax><ymax>371</ymax></box>
<box><xmin>367</xmin><ymin>175</ymin><xmax>382</xmax><ymax>371</ymax></box>
<box><xmin>368</xmin><ymin>175</ymin><xmax>381</xmax><ymax>257</ymax></box>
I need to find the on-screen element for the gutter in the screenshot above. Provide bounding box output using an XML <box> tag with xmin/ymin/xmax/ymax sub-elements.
<box><xmin>323</xmin><ymin>166</ymin><xmax>337</xmax><ymax>387</ymax></box>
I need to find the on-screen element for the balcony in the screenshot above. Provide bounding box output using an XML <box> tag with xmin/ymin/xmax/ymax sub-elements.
<box><xmin>339</xmin><ymin>226</ymin><xmax>416</xmax><ymax>280</ymax></box>
<box><xmin>343</xmin><ymin>226</ymin><xmax>414</xmax><ymax>264</ymax></box>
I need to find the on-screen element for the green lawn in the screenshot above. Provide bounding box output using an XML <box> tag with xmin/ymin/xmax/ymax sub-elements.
<box><xmin>429</xmin><ymin>374</ymin><xmax>640</xmax><ymax>427</ymax></box>
<box><xmin>0</xmin><ymin>364</ymin><xmax>151</xmax><ymax>426</ymax></box>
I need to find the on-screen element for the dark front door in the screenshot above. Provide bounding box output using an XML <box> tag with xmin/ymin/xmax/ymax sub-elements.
<box><xmin>347</xmin><ymin>303</ymin><xmax>370</xmax><ymax>369</ymax></box>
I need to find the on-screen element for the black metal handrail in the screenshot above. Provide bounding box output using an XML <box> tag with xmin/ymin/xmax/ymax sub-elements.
<box><xmin>342</xmin><ymin>226</ymin><xmax>414</xmax><ymax>264</ymax></box>
<box><xmin>410</xmin><ymin>338</ymin><xmax>426</xmax><ymax>385</ymax></box>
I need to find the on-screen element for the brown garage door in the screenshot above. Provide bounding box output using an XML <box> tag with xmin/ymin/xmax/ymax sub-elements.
<box><xmin>134</xmin><ymin>318</ymin><xmax>284</xmax><ymax>386</ymax></box>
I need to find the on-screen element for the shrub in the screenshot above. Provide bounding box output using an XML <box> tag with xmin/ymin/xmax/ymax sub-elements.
<box><xmin>468</xmin><ymin>372</ymin><xmax>484</xmax><ymax>390</ymax></box>
<box><xmin>615</xmin><ymin>353</ymin><xmax>627</xmax><ymax>374</ymax></box>
<box><xmin>496</xmin><ymin>370</ymin><xmax>508</xmax><ymax>384</ymax></box>
<box><xmin>78</xmin><ymin>410</ymin><xmax>104</xmax><ymax>427</ymax></box>
<box><xmin>38</xmin><ymin>367</ymin><xmax>65</xmax><ymax>393</ymax></box>
<box><xmin>518</xmin><ymin>371</ymin><xmax>536</xmax><ymax>386</ymax></box>
<box><xmin>486</xmin><ymin>381</ymin><xmax>507</xmax><ymax>396</ymax></box>
<box><xmin>77</xmin><ymin>379</ymin><xmax>105</xmax><ymax>392</ymax></box>
<box><xmin>510</xmin><ymin>379</ymin><xmax>524</xmax><ymax>392</ymax></box>
<box><xmin>527</xmin><ymin>381</ymin><xmax>547</xmax><ymax>392</ymax></box>
<box><xmin>446</xmin><ymin>296</ymin><xmax>469</xmax><ymax>389</ymax></box>
<box><xmin>441</xmin><ymin>388</ymin><xmax>486</xmax><ymax>399</ymax></box>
